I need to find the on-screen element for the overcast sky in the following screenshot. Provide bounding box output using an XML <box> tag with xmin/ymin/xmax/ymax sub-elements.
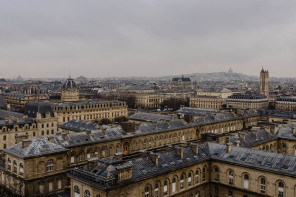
<box><xmin>1</xmin><ymin>0</ymin><xmax>296</xmax><ymax>78</ymax></box>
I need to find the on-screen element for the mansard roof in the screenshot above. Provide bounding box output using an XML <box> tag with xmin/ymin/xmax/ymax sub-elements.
<box><xmin>4</xmin><ymin>138</ymin><xmax>68</xmax><ymax>158</ymax></box>
<box><xmin>129</xmin><ymin>112</ymin><xmax>171</xmax><ymax>122</ymax></box>
<box><xmin>24</xmin><ymin>102</ymin><xmax>54</xmax><ymax>118</ymax></box>
<box><xmin>59</xmin><ymin>119</ymin><xmax>100</xmax><ymax>132</ymax></box>
<box><xmin>69</xmin><ymin>142</ymin><xmax>296</xmax><ymax>190</ymax></box>
<box><xmin>62</xmin><ymin>77</ymin><xmax>77</xmax><ymax>89</ymax></box>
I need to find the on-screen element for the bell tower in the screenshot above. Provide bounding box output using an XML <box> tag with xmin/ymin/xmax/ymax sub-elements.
<box><xmin>260</xmin><ymin>68</ymin><xmax>269</xmax><ymax>99</ymax></box>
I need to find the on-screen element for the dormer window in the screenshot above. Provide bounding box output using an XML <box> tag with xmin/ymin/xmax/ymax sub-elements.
<box><xmin>7</xmin><ymin>158</ymin><xmax>11</xmax><ymax>170</ymax></box>
<box><xmin>47</xmin><ymin>159</ymin><xmax>54</xmax><ymax>172</ymax></box>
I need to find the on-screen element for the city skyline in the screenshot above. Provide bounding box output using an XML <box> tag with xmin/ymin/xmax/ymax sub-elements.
<box><xmin>1</xmin><ymin>0</ymin><xmax>296</xmax><ymax>78</ymax></box>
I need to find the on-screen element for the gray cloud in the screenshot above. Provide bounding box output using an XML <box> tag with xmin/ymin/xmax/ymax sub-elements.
<box><xmin>1</xmin><ymin>0</ymin><xmax>296</xmax><ymax>78</ymax></box>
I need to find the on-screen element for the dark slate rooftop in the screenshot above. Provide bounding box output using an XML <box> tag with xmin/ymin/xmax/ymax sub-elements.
<box><xmin>228</xmin><ymin>94</ymin><xmax>267</xmax><ymax>100</ymax></box>
<box><xmin>59</xmin><ymin>120</ymin><xmax>100</xmax><ymax>132</ymax></box>
<box><xmin>257</xmin><ymin>109</ymin><xmax>296</xmax><ymax>118</ymax></box>
<box><xmin>129</xmin><ymin>112</ymin><xmax>171</xmax><ymax>122</ymax></box>
<box><xmin>0</xmin><ymin>96</ymin><xmax>7</xmax><ymax>109</ymax></box>
<box><xmin>63</xmin><ymin>77</ymin><xmax>77</xmax><ymax>89</ymax></box>
<box><xmin>69</xmin><ymin>142</ymin><xmax>296</xmax><ymax>190</ymax></box>
<box><xmin>4</xmin><ymin>138</ymin><xmax>68</xmax><ymax>158</ymax></box>
<box><xmin>55</xmin><ymin>99</ymin><xmax>125</xmax><ymax>108</ymax></box>
<box><xmin>0</xmin><ymin>109</ymin><xmax>24</xmax><ymax>120</ymax></box>
<box><xmin>177</xmin><ymin>107</ymin><xmax>220</xmax><ymax>116</ymax></box>
<box><xmin>24</xmin><ymin>102</ymin><xmax>54</xmax><ymax>118</ymax></box>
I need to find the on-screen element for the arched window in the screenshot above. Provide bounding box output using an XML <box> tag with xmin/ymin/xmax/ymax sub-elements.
<box><xmin>87</xmin><ymin>149</ymin><xmax>91</xmax><ymax>159</ymax></box>
<box><xmin>214</xmin><ymin>167</ymin><xmax>219</xmax><ymax>181</ymax></box>
<box><xmin>278</xmin><ymin>181</ymin><xmax>284</xmax><ymax>197</ymax></box>
<box><xmin>172</xmin><ymin>178</ymin><xmax>176</xmax><ymax>193</ymax></box>
<box><xmin>195</xmin><ymin>170</ymin><xmax>199</xmax><ymax>184</ymax></box>
<box><xmin>94</xmin><ymin>149</ymin><xmax>99</xmax><ymax>158</ymax></box>
<box><xmin>228</xmin><ymin>170</ymin><xmax>234</xmax><ymax>185</ymax></box>
<box><xmin>7</xmin><ymin>158</ymin><xmax>11</xmax><ymax>170</ymax></box>
<box><xmin>180</xmin><ymin>174</ymin><xmax>184</xmax><ymax>189</ymax></box>
<box><xmin>163</xmin><ymin>180</ymin><xmax>168</xmax><ymax>196</ymax></box>
<box><xmin>109</xmin><ymin>146</ymin><xmax>113</xmax><ymax>156</ymax></box>
<box><xmin>202</xmin><ymin>167</ymin><xmax>206</xmax><ymax>182</ymax></box>
<box><xmin>71</xmin><ymin>152</ymin><xmax>75</xmax><ymax>164</ymax></box>
<box><xmin>47</xmin><ymin>159</ymin><xmax>54</xmax><ymax>172</ymax></box>
<box><xmin>154</xmin><ymin>184</ymin><xmax>159</xmax><ymax>197</ymax></box>
<box><xmin>102</xmin><ymin>147</ymin><xmax>106</xmax><ymax>157</ymax></box>
<box><xmin>96</xmin><ymin>195</ymin><xmax>101</xmax><ymax>197</ymax></box>
<box><xmin>195</xmin><ymin>191</ymin><xmax>200</xmax><ymax>197</ymax></box>
<box><xmin>79</xmin><ymin>152</ymin><xmax>83</xmax><ymax>162</ymax></box>
<box><xmin>244</xmin><ymin>174</ymin><xmax>249</xmax><ymax>189</ymax></box>
<box><xmin>19</xmin><ymin>163</ymin><xmax>24</xmax><ymax>176</ymax></box>
<box><xmin>188</xmin><ymin>172</ymin><xmax>192</xmax><ymax>186</ymax></box>
<box><xmin>143</xmin><ymin>140</ymin><xmax>147</xmax><ymax>149</ymax></box>
<box><xmin>260</xmin><ymin>177</ymin><xmax>266</xmax><ymax>193</ymax></box>
<box><xmin>145</xmin><ymin>187</ymin><xmax>150</xmax><ymax>197</ymax></box>
<box><xmin>74</xmin><ymin>186</ymin><xmax>80</xmax><ymax>197</ymax></box>
<box><xmin>85</xmin><ymin>190</ymin><xmax>90</xmax><ymax>197</ymax></box>
<box><xmin>13</xmin><ymin>160</ymin><xmax>17</xmax><ymax>173</ymax></box>
<box><xmin>116</xmin><ymin>145</ymin><xmax>119</xmax><ymax>153</ymax></box>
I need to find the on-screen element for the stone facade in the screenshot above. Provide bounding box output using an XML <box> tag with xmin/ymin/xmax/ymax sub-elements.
<box><xmin>190</xmin><ymin>96</ymin><xmax>225</xmax><ymax>109</ymax></box>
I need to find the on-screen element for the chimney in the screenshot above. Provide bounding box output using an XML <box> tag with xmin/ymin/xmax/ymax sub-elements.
<box><xmin>252</xmin><ymin>130</ymin><xmax>258</xmax><ymax>138</ymax></box>
<box><xmin>45</xmin><ymin>112</ymin><xmax>51</xmax><ymax>118</ymax></box>
<box><xmin>153</xmin><ymin>122</ymin><xmax>157</xmax><ymax>127</ymax></box>
<box><xmin>150</xmin><ymin>152</ymin><xmax>159</xmax><ymax>165</ymax></box>
<box><xmin>191</xmin><ymin>143</ymin><xmax>199</xmax><ymax>154</ymax></box>
<box><xmin>36</xmin><ymin>112</ymin><xmax>41</xmax><ymax>119</ymax></box>
<box><xmin>62</xmin><ymin>133</ymin><xmax>68</xmax><ymax>141</ymax></box>
<box><xmin>234</xmin><ymin>140</ymin><xmax>240</xmax><ymax>147</ymax></box>
<box><xmin>86</xmin><ymin>131</ymin><xmax>92</xmax><ymax>138</ymax></box>
<box><xmin>102</xmin><ymin>128</ymin><xmax>107</xmax><ymax>135</ymax></box>
<box><xmin>22</xmin><ymin>139</ymin><xmax>31</xmax><ymax>148</ymax></box>
<box><xmin>226</xmin><ymin>143</ymin><xmax>232</xmax><ymax>153</ymax></box>
<box><xmin>239</xmin><ymin>133</ymin><xmax>246</xmax><ymax>141</ymax></box>
<box><xmin>184</xmin><ymin>115</ymin><xmax>194</xmax><ymax>123</ymax></box>
<box><xmin>115</xmin><ymin>152</ymin><xmax>124</xmax><ymax>160</ymax></box>
<box><xmin>166</xmin><ymin>120</ymin><xmax>170</xmax><ymax>126</ymax></box>
<box><xmin>264</xmin><ymin>126</ymin><xmax>271</xmax><ymax>134</ymax></box>
<box><xmin>226</xmin><ymin>136</ymin><xmax>230</xmax><ymax>144</ymax></box>
<box><xmin>48</xmin><ymin>136</ymin><xmax>55</xmax><ymax>143</ymax></box>
<box><xmin>176</xmin><ymin>147</ymin><xmax>184</xmax><ymax>159</ymax></box>
<box><xmin>120</xmin><ymin>122</ymin><xmax>135</xmax><ymax>133</ymax></box>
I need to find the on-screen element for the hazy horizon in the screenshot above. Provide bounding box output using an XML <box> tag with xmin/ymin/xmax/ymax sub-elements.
<box><xmin>1</xmin><ymin>1</ymin><xmax>296</xmax><ymax>78</ymax></box>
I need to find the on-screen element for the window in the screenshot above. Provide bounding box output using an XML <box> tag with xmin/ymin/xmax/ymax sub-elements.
<box><xmin>87</xmin><ymin>150</ymin><xmax>91</xmax><ymax>159</ymax></box>
<box><xmin>229</xmin><ymin>170</ymin><xmax>234</xmax><ymax>185</ymax></box>
<box><xmin>188</xmin><ymin>172</ymin><xmax>192</xmax><ymax>186</ymax></box>
<box><xmin>214</xmin><ymin>167</ymin><xmax>219</xmax><ymax>181</ymax></box>
<box><xmin>228</xmin><ymin>190</ymin><xmax>233</xmax><ymax>197</ymax></box>
<box><xmin>202</xmin><ymin>167</ymin><xmax>206</xmax><ymax>181</ymax></box>
<box><xmin>102</xmin><ymin>148</ymin><xmax>106</xmax><ymax>157</ymax></box>
<box><xmin>278</xmin><ymin>182</ymin><xmax>284</xmax><ymax>197</ymax></box>
<box><xmin>244</xmin><ymin>174</ymin><xmax>249</xmax><ymax>189</ymax></box>
<box><xmin>180</xmin><ymin>174</ymin><xmax>184</xmax><ymax>189</ymax></box>
<box><xmin>79</xmin><ymin>152</ymin><xmax>83</xmax><ymax>162</ymax></box>
<box><xmin>164</xmin><ymin>181</ymin><xmax>168</xmax><ymax>196</ymax></box>
<box><xmin>195</xmin><ymin>191</ymin><xmax>200</xmax><ymax>197</ymax></box>
<box><xmin>71</xmin><ymin>152</ymin><xmax>75</xmax><ymax>164</ymax></box>
<box><xmin>95</xmin><ymin>149</ymin><xmax>99</xmax><ymax>158</ymax></box>
<box><xmin>58</xmin><ymin>180</ymin><xmax>62</xmax><ymax>189</ymax></box>
<box><xmin>260</xmin><ymin>178</ymin><xmax>266</xmax><ymax>193</ymax></box>
<box><xmin>49</xmin><ymin>182</ymin><xmax>53</xmax><ymax>192</ymax></box>
<box><xmin>47</xmin><ymin>159</ymin><xmax>54</xmax><ymax>172</ymax></box>
<box><xmin>172</xmin><ymin>178</ymin><xmax>176</xmax><ymax>193</ymax></box>
<box><xmin>145</xmin><ymin>187</ymin><xmax>150</xmax><ymax>197</ymax></box>
<box><xmin>13</xmin><ymin>160</ymin><xmax>17</xmax><ymax>173</ymax></box>
<box><xmin>109</xmin><ymin>146</ymin><xmax>113</xmax><ymax>156</ymax></box>
<box><xmin>116</xmin><ymin>145</ymin><xmax>119</xmax><ymax>153</ymax></box>
<box><xmin>195</xmin><ymin>170</ymin><xmax>199</xmax><ymax>184</ymax></box>
<box><xmin>39</xmin><ymin>184</ymin><xmax>44</xmax><ymax>194</ymax></box>
<box><xmin>154</xmin><ymin>184</ymin><xmax>159</xmax><ymax>197</ymax></box>
<box><xmin>7</xmin><ymin>158</ymin><xmax>11</xmax><ymax>170</ymax></box>
<box><xmin>20</xmin><ymin>163</ymin><xmax>24</xmax><ymax>175</ymax></box>
<box><xmin>214</xmin><ymin>187</ymin><xmax>218</xmax><ymax>197</ymax></box>
<box><xmin>74</xmin><ymin>186</ymin><xmax>80</xmax><ymax>197</ymax></box>
<box><xmin>85</xmin><ymin>190</ymin><xmax>91</xmax><ymax>197</ymax></box>
<box><xmin>3</xmin><ymin>135</ymin><xmax>6</xmax><ymax>141</ymax></box>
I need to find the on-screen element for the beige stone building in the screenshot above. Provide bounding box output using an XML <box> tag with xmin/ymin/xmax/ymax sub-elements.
<box><xmin>226</xmin><ymin>94</ymin><xmax>269</xmax><ymax>109</ymax></box>
<box><xmin>69</xmin><ymin>142</ymin><xmax>296</xmax><ymax>197</ymax></box>
<box><xmin>54</xmin><ymin>100</ymin><xmax>128</xmax><ymax>124</ymax></box>
<box><xmin>61</xmin><ymin>77</ymin><xmax>80</xmax><ymax>102</ymax></box>
<box><xmin>190</xmin><ymin>96</ymin><xmax>225</xmax><ymax>109</ymax></box>
<box><xmin>196</xmin><ymin>88</ymin><xmax>234</xmax><ymax>99</ymax></box>
<box><xmin>275</xmin><ymin>96</ymin><xmax>296</xmax><ymax>111</ymax></box>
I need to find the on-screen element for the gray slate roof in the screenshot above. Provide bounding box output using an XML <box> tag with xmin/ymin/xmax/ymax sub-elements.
<box><xmin>129</xmin><ymin>112</ymin><xmax>171</xmax><ymax>122</ymax></box>
<box><xmin>5</xmin><ymin>138</ymin><xmax>68</xmax><ymax>158</ymax></box>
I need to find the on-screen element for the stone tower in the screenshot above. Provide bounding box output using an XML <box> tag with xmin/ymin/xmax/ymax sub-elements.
<box><xmin>61</xmin><ymin>76</ymin><xmax>79</xmax><ymax>102</ymax></box>
<box><xmin>260</xmin><ymin>68</ymin><xmax>269</xmax><ymax>99</ymax></box>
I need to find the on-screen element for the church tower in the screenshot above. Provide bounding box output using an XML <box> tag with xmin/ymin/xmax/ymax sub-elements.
<box><xmin>61</xmin><ymin>76</ymin><xmax>79</xmax><ymax>102</ymax></box>
<box><xmin>260</xmin><ymin>68</ymin><xmax>269</xmax><ymax>99</ymax></box>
